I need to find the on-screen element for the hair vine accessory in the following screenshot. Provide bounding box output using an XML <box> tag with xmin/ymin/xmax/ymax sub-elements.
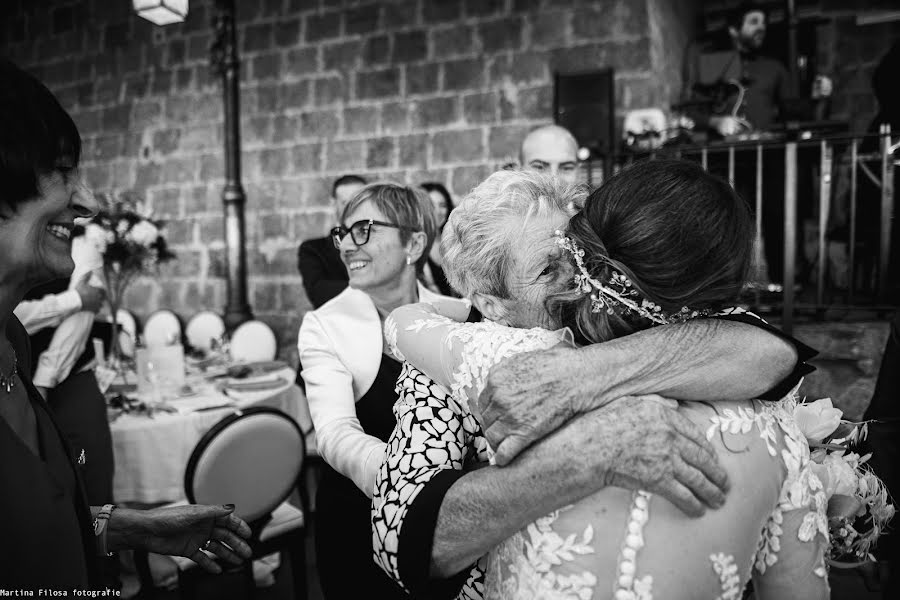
<box><xmin>555</xmin><ymin>230</ymin><xmax>708</xmax><ymax>325</ymax></box>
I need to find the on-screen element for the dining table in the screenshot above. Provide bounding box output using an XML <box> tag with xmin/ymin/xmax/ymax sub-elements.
<box><xmin>108</xmin><ymin>361</ymin><xmax>317</xmax><ymax>505</ymax></box>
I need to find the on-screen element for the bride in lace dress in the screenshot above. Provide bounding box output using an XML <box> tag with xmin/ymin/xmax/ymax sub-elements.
<box><xmin>380</xmin><ymin>162</ymin><xmax>829</xmax><ymax>599</ymax></box>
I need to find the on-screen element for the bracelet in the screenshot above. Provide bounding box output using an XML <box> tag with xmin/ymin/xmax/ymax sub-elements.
<box><xmin>93</xmin><ymin>503</ymin><xmax>116</xmax><ymax>556</ymax></box>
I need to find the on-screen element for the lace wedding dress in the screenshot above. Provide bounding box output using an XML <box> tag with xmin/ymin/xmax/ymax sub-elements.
<box><xmin>374</xmin><ymin>309</ymin><xmax>830</xmax><ymax>600</ymax></box>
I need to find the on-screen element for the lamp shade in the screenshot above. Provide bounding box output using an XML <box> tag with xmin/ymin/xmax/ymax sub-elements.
<box><xmin>134</xmin><ymin>0</ymin><xmax>188</xmax><ymax>26</ymax></box>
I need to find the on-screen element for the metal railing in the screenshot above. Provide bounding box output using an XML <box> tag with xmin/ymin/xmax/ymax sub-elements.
<box><xmin>592</xmin><ymin>126</ymin><xmax>898</xmax><ymax>333</ymax></box>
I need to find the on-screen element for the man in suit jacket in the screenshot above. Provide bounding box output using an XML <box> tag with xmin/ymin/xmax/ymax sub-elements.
<box><xmin>298</xmin><ymin>174</ymin><xmax>367</xmax><ymax>308</ymax></box>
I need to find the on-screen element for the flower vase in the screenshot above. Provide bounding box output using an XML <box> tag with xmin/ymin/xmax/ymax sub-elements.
<box><xmin>106</xmin><ymin>301</ymin><xmax>129</xmax><ymax>381</ymax></box>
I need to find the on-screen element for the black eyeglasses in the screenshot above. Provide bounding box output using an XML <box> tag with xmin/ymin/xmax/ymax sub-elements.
<box><xmin>331</xmin><ymin>219</ymin><xmax>417</xmax><ymax>249</ymax></box>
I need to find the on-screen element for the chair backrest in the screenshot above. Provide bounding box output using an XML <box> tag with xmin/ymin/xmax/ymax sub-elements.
<box><xmin>116</xmin><ymin>308</ymin><xmax>139</xmax><ymax>358</ymax></box>
<box><xmin>185</xmin><ymin>407</ymin><xmax>305</xmax><ymax>523</ymax></box>
<box><xmin>143</xmin><ymin>310</ymin><xmax>182</xmax><ymax>348</ymax></box>
<box><xmin>185</xmin><ymin>311</ymin><xmax>226</xmax><ymax>353</ymax></box>
<box><xmin>229</xmin><ymin>320</ymin><xmax>277</xmax><ymax>362</ymax></box>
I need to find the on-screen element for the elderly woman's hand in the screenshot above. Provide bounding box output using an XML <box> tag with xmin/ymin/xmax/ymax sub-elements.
<box><xmin>561</xmin><ymin>397</ymin><xmax>730</xmax><ymax>517</ymax></box>
<box><xmin>478</xmin><ymin>346</ymin><xmax>599</xmax><ymax>465</ymax></box>
<box><xmin>112</xmin><ymin>504</ymin><xmax>253</xmax><ymax>573</ymax></box>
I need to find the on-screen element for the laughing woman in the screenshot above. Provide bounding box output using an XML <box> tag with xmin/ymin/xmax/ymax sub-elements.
<box><xmin>298</xmin><ymin>183</ymin><xmax>468</xmax><ymax>599</ymax></box>
<box><xmin>0</xmin><ymin>60</ymin><xmax>252</xmax><ymax>590</ymax></box>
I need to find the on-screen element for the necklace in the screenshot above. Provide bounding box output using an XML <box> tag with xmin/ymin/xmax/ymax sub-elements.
<box><xmin>0</xmin><ymin>351</ymin><xmax>17</xmax><ymax>393</ymax></box>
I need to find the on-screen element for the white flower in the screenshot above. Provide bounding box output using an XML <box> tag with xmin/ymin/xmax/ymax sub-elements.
<box><xmin>116</xmin><ymin>219</ymin><xmax>130</xmax><ymax>235</ymax></box>
<box><xmin>126</xmin><ymin>220</ymin><xmax>160</xmax><ymax>246</ymax></box>
<box><xmin>83</xmin><ymin>223</ymin><xmax>110</xmax><ymax>254</ymax></box>
<box><xmin>820</xmin><ymin>453</ymin><xmax>859</xmax><ymax>498</ymax></box>
<box><xmin>793</xmin><ymin>398</ymin><xmax>843</xmax><ymax>443</ymax></box>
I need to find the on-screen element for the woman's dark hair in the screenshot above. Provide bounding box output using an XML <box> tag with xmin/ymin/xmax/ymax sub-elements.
<box><xmin>421</xmin><ymin>182</ymin><xmax>454</xmax><ymax>227</ymax></box>
<box><xmin>0</xmin><ymin>59</ymin><xmax>81</xmax><ymax>213</ymax></box>
<box><xmin>549</xmin><ymin>159</ymin><xmax>752</xmax><ymax>345</ymax></box>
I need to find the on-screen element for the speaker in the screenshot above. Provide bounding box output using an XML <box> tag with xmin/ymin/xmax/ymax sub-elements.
<box><xmin>554</xmin><ymin>69</ymin><xmax>616</xmax><ymax>158</ymax></box>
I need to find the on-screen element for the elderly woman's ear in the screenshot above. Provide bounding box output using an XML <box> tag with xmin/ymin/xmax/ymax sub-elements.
<box><xmin>405</xmin><ymin>230</ymin><xmax>428</xmax><ymax>265</ymax></box>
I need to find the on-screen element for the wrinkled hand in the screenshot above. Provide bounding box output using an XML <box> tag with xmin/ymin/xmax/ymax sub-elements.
<box><xmin>74</xmin><ymin>272</ymin><xmax>106</xmax><ymax>314</ymax></box>
<box><xmin>138</xmin><ymin>504</ymin><xmax>252</xmax><ymax>574</ymax></box>
<box><xmin>584</xmin><ymin>397</ymin><xmax>730</xmax><ymax>517</ymax></box>
<box><xmin>478</xmin><ymin>347</ymin><xmax>591</xmax><ymax>466</ymax></box>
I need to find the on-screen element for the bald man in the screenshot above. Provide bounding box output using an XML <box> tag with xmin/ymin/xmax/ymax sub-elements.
<box><xmin>519</xmin><ymin>124</ymin><xmax>580</xmax><ymax>184</ymax></box>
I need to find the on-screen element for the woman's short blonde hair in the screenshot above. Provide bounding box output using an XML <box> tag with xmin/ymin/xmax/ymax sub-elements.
<box><xmin>341</xmin><ymin>182</ymin><xmax>438</xmax><ymax>272</ymax></box>
<box><xmin>442</xmin><ymin>170</ymin><xmax>587</xmax><ymax>299</ymax></box>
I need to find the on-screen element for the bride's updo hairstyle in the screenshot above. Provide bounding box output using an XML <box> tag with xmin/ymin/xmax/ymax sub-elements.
<box><xmin>550</xmin><ymin>159</ymin><xmax>752</xmax><ymax>344</ymax></box>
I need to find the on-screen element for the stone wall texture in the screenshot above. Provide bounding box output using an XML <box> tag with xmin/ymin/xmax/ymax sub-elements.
<box><xmin>1</xmin><ymin>0</ymin><xmax>694</xmax><ymax>361</ymax></box>
<box><xmin>2</xmin><ymin>0</ymin><xmax>896</xmax><ymax>367</ymax></box>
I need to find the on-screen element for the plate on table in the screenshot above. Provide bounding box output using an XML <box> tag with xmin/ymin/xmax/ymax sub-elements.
<box><xmin>220</xmin><ymin>375</ymin><xmax>288</xmax><ymax>393</ymax></box>
<box><xmin>242</xmin><ymin>360</ymin><xmax>288</xmax><ymax>373</ymax></box>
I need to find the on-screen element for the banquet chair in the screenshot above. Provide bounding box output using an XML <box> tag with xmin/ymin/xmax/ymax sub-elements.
<box><xmin>229</xmin><ymin>320</ymin><xmax>277</xmax><ymax>363</ymax></box>
<box><xmin>185</xmin><ymin>311</ymin><xmax>226</xmax><ymax>354</ymax></box>
<box><xmin>143</xmin><ymin>309</ymin><xmax>183</xmax><ymax>348</ymax></box>
<box><xmin>134</xmin><ymin>407</ymin><xmax>308</xmax><ymax>599</ymax></box>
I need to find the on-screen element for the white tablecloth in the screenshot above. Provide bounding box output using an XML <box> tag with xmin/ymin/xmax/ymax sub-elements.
<box><xmin>111</xmin><ymin>367</ymin><xmax>314</xmax><ymax>504</ymax></box>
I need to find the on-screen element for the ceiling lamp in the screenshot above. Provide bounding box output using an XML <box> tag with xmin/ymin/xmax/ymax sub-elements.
<box><xmin>134</xmin><ymin>0</ymin><xmax>188</xmax><ymax>26</ymax></box>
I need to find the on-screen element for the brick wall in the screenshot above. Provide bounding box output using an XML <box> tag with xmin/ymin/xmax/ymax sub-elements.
<box><xmin>3</xmin><ymin>0</ymin><xmax>691</xmax><ymax>363</ymax></box>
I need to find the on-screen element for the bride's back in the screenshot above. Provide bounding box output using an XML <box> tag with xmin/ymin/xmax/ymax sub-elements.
<box><xmin>486</xmin><ymin>397</ymin><xmax>821</xmax><ymax>599</ymax></box>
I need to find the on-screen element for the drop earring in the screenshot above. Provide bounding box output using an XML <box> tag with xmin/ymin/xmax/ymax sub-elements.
<box><xmin>405</xmin><ymin>256</ymin><xmax>412</xmax><ymax>265</ymax></box>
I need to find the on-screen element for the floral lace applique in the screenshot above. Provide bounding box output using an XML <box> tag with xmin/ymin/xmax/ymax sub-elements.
<box><xmin>486</xmin><ymin>508</ymin><xmax>598</xmax><ymax>600</ymax></box>
<box><xmin>446</xmin><ymin>321</ymin><xmax>568</xmax><ymax>406</ymax></box>
<box><xmin>703</xmin><ymin>386</ymin><xmax>829</xmax><ymax>579</ymax></box>
<box><xmin>710</xmin><ymin>553</ymin><xmax>741</xmax><ymax>600</ymax></box>
<box><xmin>386</xmin><ymin>313</ymin><xmax>459</xmax><ymax>362</ymax></box>
<box><xmin>383</xmin><ymin>315</ymin><xmax>403</xmax><ymax>361</ymax></box>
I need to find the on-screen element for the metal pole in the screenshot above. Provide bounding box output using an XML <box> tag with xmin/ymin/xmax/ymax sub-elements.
<box><xmin>212</xmin><ymin>0</ymin><xmax>252</xmax><ymax>329</ymax></box>
<box><xmin>848</xmin><ymin>139</ymin><xmax>858</xmax><ymax>304</ymax></box>
<box><xmin>783</xmin><ymin>141</ymin><xmax>798</xmax><ymax>333</ymax></box>
<box><xmin>728</xmin><ymin>145</ymin><xmax>735</xmax><ymax>188</ymax></box>
<box><xmin>755</xmin><ymin>144</ymin><xmax>763</xmax><ymax>305</ymax></box>
<box><xmin>785</xmin><ymin>0</ymin><xmax>800</xmax><ymax>94</ymax></box>
<box><xmin>817</xmin><ymin>140</ymin><xmax>832</xmax><ymax>309</ymax></box>
<box><xmin>879</xmin><ymin>124</ymin><xmax>895</xmax><ymax>301</ymax></box>
<box><xmin>701</xmin><ymin>147</ymin><xmax>708</xmax><ymax>171</ymax></box>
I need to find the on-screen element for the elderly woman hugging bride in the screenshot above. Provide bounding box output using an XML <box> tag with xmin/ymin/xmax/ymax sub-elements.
<box><xmin>372</xmin><ymin>161</ymin><xmax>891</xmax><ymax>600</ymax></box>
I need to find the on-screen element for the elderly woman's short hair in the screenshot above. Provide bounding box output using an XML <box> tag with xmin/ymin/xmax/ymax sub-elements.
<box><xmin>0</xmin><ymin>59</ymin><xmax>81</xmax><ymax>213</ymax></box>
<box><xmin>341</xmin><ymin>182</ymin><xmax>438</xmax><ymax>272</ymax></box>
<box><xmin>442</xmin><ymin>170</ymin><xmax>587</xmax><ymax>299</ymax></box>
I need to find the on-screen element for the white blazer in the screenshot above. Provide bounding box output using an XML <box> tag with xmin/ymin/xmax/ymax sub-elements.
<box><xmin>298</xmin><ymin>282</ymin><xmax>458</xmax><ymax>496</ymax></box>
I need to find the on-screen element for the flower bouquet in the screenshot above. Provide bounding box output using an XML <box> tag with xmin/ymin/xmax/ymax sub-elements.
<box><xmin>79</xmin><ymin>195</ymin><xmax>175</xmax><ymax>367</ymax></box>
<box><xmin>793</xmin><ymin>398</ymin><xmax>895</xmax><ymax>567</ymax></box>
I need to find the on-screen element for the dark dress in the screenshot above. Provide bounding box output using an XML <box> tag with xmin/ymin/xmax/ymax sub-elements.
<box><xmin>0</xmin><ymin>317</ymin><xmax>100</xmax><ymax>589</ymax></box>
<box><xmin>314</xmin><ymin>353</ymin><xmax>408</xmax><ymax>599</ymax></box>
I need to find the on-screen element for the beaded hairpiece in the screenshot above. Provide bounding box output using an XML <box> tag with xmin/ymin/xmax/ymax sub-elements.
<box><xmin>554</xmin><ymin>230</ymin><xmax>709</xmax><ymax>326</ymax></box>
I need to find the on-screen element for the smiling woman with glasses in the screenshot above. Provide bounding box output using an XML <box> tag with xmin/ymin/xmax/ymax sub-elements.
<box><xmin>297</xmin><ymin>182</ymin><xmax>474</xmax><ymax>599</ymax></box>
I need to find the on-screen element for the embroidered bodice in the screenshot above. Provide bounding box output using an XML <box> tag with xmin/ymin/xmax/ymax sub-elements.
<box><xmin>372</xmin><ymin>307</ymin><xmax>830</xmax><ymax>600</ymax></box>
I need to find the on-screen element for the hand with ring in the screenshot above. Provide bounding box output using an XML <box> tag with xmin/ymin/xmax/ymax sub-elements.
<box><xmin>111</xmin><ymin>503</ymin><xmax>252</xmax><ymax>574</ymax></box>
